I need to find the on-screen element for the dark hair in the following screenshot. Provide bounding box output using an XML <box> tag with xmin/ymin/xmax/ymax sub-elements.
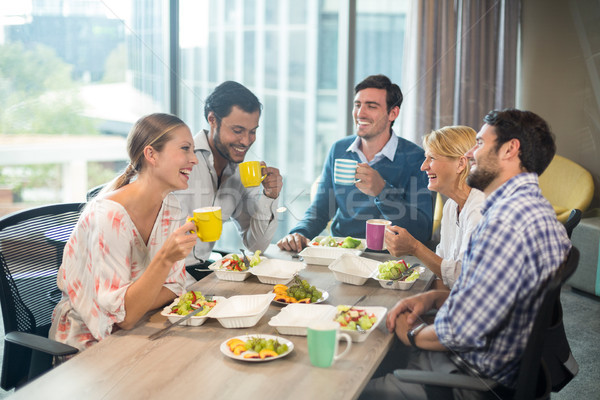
<box><xmin>483</xmin><ymin>108</ymin><xmax>556</xmax><ymax>175</ymax></box>
<box><xmin>354</xmin><ymin>74</ymin><xmax>403</xmax><ymax>114</ymax></box>
<box><xmin>204</xmin><ymin>81</ymin><xmax>262</xmax><ymax>124</ymax></box>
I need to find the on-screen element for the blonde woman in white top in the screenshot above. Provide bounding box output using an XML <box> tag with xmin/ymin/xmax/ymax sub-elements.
<box><xmin>384</xmin><ymin>126</ymin><xmax>484</xmax><ymax>289</ymax></box>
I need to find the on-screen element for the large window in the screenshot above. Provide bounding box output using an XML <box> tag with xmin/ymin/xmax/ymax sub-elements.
<box><xmin>0</xmin><ymin>0</ymin><xmax>409</xmax><ymax>251</ymax></box>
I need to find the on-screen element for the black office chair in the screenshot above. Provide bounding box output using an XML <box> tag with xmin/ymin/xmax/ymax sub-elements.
<box><xmin>393</xmin><ymin>246</ymin><xmax>580</xmax><ymax>400</ymax></box>
<box><xmin>86</xmin><ymin>184</ymin><xmax>105</xmax><ymax>201</ymax></box>
<box><xmin>0</xmin><ymin>203</ymin><xmax>84</xmax><ymax>390</ymax></box>
<box><xmin>563</xmin><ymin>209</ymin><xmax>582</xmax><ymax>239</ymax></box>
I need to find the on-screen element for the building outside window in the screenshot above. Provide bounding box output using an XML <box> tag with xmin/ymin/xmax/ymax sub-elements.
<box><xmin>0</xmin><ymin>0</ymin><xmax>409</xmax><ymax>252</ymax></box>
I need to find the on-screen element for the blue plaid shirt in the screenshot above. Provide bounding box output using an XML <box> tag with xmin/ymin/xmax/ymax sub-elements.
<box><xmin>434</xmin><ymin>172</ymin><xmax>571</xmax><ymax>387</ymax></box>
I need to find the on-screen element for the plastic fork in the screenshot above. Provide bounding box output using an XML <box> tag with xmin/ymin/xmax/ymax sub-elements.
<box><xmin>386</xmin><ymin>263</ymin><xmax>421</xmax><ymax>286</ymax></box>
<box><xmin>239</xmin><ymin>248</ymin><xmax>251</xmax><ymax>268</ymax></box>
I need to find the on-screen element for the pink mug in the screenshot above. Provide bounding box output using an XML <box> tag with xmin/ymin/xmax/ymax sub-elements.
<box><xmin>366</xmin><ymin>219</ymin><xmax>391</xmax><ymax>250</ymax></box>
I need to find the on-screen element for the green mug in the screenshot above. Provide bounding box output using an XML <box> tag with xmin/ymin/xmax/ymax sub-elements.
<box><xmin>307</xmin><ymin>320</ymin><xmax>352</xmax><ymax>368</ymax></box>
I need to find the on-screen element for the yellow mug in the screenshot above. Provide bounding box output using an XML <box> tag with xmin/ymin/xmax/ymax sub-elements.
<box><xmin>187</xmin><ymin>206</ymin><xmax>222</xmax><ymax>242</ymax></box>
<box><xmin>239</xmin><ymin>161</ymin><xmax>267</xmax><ymax>187</ymax></box>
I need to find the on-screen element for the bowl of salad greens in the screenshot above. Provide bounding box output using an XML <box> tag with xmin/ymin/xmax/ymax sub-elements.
<box><xmin>208</xmin><ymin>251</ymin><xmax>265</xmax><ymax>281</ymax></box>
<box><xmin>373</xmin><ymin>260</ymin><xmax>423</xmax><ymax>290</ymax></box>
<box><xmin>309</xmin><ymin>235</ymin><xmax>366</xmax><ymax>250</ymax></box>
<box><xmin>160</xmin><ymin>291</ymin><xmax>225</xmax><ymax>326</ymax></box>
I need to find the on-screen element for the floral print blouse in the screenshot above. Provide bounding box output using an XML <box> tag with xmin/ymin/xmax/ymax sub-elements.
<box><xmin>49</xmin><ymin>194</ymin><xmax>187</xmax><ymax>351</ymax></box>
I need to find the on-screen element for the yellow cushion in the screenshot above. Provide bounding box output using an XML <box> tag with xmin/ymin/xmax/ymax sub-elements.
<box><xmin>432</xmin><ymin>192</ymin><xmax>443</xmax><ymax>235</ymax></box>
<box><xmin>539</xmin><ymin>155</ymin><xmax>594</xmax><ymax>223</ymax></box>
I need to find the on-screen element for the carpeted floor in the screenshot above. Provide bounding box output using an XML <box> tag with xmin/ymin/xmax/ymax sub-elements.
<box><xmin>0</xmin><ymin>286</ymin><xmax>597</xmax><ymax>398</ymax></box>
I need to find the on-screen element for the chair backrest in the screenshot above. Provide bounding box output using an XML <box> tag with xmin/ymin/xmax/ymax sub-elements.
<box><xmin>432</xmin><ymin>192</ymin><xmax>443</xmax><ymax>235</ymax></box>
<box><xmin>513</xmin><ymin>246</ymin><xmax>579</xmax><ymax>400</ymax></box>
<box><xmin>0</xmin><ymin>203</ymin><xmax>84</xmax><ymax>389</ymax></box>
<box><xmin>0</xmin><ymin>203</ymin><xmax>84</xmax><ymax>334</ymax></box>
<box><xmin>538</xmin><ymin>155</ymin><xmax>594</xmax><ymax>223</ymax></box>
<box><xmin>563</xmin><ymin>209</ymin><xmax>582</xmax><ymax>239</ymax></box>
<box><xmin>86</xmin><ymin>184</ymin><xmax>105</xmax><ymax>201</ymax></box>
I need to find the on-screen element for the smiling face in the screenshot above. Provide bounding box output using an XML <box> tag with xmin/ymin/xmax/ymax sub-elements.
<box><xmin>209</xmin><ymin>106</ymin><xmax>260</xmax><ymax>165</ymax></box>
<box><xmin>152</xmin><ymin>125</ymin><xmax>198</xmax><ymax>191</ymax></box>
<box><xmin>420</xmin><ymin>151</ymin><xmax>462</xmax><ymax>195</ymax></box>
<box><xmin>352</xmin><ymin>88</ymin><xmax>398</xmax><ymax>140</ymax></box>
<box><xmin>465</xmin><ymin>124</ymin><xmax>501</xmax><ymax>193</ymax></box>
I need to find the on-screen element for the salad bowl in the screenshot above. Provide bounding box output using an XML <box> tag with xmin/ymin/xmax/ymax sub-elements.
<box><xmin>208</xmin><ymin>252</ymin><xmax>266</xmax><ymax>281</ymax></box>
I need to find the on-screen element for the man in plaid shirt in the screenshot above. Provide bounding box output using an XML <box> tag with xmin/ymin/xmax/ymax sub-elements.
<box><xmin>361</xmin><ymin>109</ymin><xmax>571</xmax><ymax>400</ymax></box>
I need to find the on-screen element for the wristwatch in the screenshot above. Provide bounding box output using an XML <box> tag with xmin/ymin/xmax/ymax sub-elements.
<box><xmin>407</xmin><ymin>322</ymin><xmax>428</xmax><ymax>348</ymax></box>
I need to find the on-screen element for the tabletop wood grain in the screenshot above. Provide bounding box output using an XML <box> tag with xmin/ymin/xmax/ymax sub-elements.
<box><xmin>10</xmin><ymin>245</ymin><xmax>433</xmax><ymax>400</ymax></box>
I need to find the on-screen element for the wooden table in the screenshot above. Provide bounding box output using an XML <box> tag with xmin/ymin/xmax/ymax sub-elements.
<box><xmin>11</xmin><ymin>245</ymin><xmax>433</xmax><ymax>400</ymax></box>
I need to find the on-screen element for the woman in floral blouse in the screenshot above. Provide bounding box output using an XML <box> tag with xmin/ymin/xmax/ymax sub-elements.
<box><xmin>50</xmin><ymin>113</ymin><xmax>198</xmax><ymax>351</ymax></box>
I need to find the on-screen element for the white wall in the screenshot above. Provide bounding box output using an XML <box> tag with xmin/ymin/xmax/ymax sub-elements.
<box><xmin>520</xmin><ymin>0</ymin><xmax>600</xmax><ymax>209</ymax></box>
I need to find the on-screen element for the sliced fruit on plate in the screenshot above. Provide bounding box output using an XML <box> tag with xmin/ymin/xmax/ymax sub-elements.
<box><xmin>259</xmin><ymin>349</ymin><xmax>278</xmax><ymax>359</ymax></box>
<box><xmin>226</xmin><ymin>338</ymin><xmax>245</xmax><ymax>348</ymax></box>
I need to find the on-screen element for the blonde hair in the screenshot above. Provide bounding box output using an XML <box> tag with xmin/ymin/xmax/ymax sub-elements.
<box><xmin>422</xmin><ymin>125</ymin><xmax>477</xmax><ymax>184</ymax></box>
<box><xmin>100</xmin><ymin>113</ymin><xmax>187</xmax><ymax>195</ymax></box>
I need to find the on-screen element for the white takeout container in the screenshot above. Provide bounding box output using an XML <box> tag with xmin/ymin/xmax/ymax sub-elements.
<box><xmin>208</xmin><ymin>253</ymin><xmax>267</xmax><ymax>281</ymax></box>
<box><xmin>268</xmin><ymin>303</ymin><xmax>337</xmax><ymax>335</ymax></box>
<box><xmin>209</xmin><ymin>293</ymin><xmax>275</xmax><ymax>328</ymax></box>
<box><xmin>160</xmin><ymin>296</ymin><xmax>226</xmax><ymax>326</ymax></box>
<box><xmin>268</xmin><ymin>304</ymin><xmax>387</xmax><ymax>342</ymax></box>
<box><xmin>336</xmin><ymin>305</ymin><xmax>388</xmax><ymax>343</ymax></box>
<box><xmin>373</xmin><ymin>267</ymin><xmax>425</xmax><ymax>290</ymax></box>
<box><xmin>328</xmin><ymin>253</ymin><xmax>380</xmax><ymax>285</ymax></box>
<box><xmin>250</xmin><ymin>259</ymin><xmax>307</xmax><ymax>285</ymax></box>
<box><xmin>309</xmin><ymin>236</ymin><xmax>366</xmax><ymax>251</ymax></box>
<box><xmin>298</xmin><ymin>246</ymin><xmax>363</xmax><ymax>266</ymax></box>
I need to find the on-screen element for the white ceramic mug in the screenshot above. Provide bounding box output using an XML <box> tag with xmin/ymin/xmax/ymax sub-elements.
<box><xmin>334</xmin><ymin>159</ymin><xmax>359</xmax><ymax>186</ymax></box>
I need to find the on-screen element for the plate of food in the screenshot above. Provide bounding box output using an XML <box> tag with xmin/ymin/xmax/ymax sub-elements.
<box><xmin>220</xmin><ymin>334</ymin><xmax>294</xmax><ymax>362</ymax></box>
<box><xmin>271</xmin><ymin>277</ymin><xmax>328</xmax><ymax>305</ymax></box>
<box><xmin>333</xmin><ymin>305</ymin><xmax>387</xmax><ymax>342</ymax></box>
<box><xmin>160</xmin><ymin>291</ymin><xmax>225</xmax><ymax>326</ymax></box>
<box><xmin>373</xmin><ymin>259</ymin><xmax>423</xmax><ymax>290</ymax></box>
<box><xmin>208</xmin><ymin>251</ymin><xmax>266</xmax><ymax>281</ymax></box>
<box><xmin>309</xmin><ymin>235</ymin><xmax>366</xmax><ymax>250</ymax></box>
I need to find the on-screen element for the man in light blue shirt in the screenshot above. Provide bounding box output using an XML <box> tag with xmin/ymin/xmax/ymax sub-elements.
<box><xmin>278</xmin><ymin>74</ymin><xmax>432</xmax><ymax>252</ymax></box>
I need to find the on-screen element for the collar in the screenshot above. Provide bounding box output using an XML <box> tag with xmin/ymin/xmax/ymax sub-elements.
<box><xmin>193</xmin><ymin>129</ymin><xmax>237</xmax><ymax>177</ymax></box>
<box><xmin>193</xmin><ymin>129</ymin><xmax>212</xmax><ymax>152</ymax></box>
<box><xmin>346</xmin><ymin>130</ymin><xmax>398</xmax><ymax>164</ymax></box>
<box><xmin>482</xmin><ymin>172</ymin><xmax>539</xmax><ymax>214</ymax></box>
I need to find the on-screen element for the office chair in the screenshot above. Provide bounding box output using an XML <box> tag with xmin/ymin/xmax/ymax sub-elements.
<box><xmin>393</xmin><ymin>246</ymin><xmax>580</xmax><ymax>400</ymax></box>
<box><xmin>432</xmin><ymin>192</ymin><xmax>443</xmax><ymax>236</ymax></box>
<box><xmin>539</xmin><ymin>155</ymin><xmax>594</xmax><ymax>223</ymax></box>
<box><xmin>86</xmin><ymin>184</ymin><xmax>105</xmax><ymax>201</ymax></box>
<box><xmin>563</xmin><ymin>209</ymin><xmax>582</xmax><ymax>239</ymax></box>
<box><xmin>0</xmin><ymin>203</ymin><xmax>84</xmax><ymax>390</ymax></box>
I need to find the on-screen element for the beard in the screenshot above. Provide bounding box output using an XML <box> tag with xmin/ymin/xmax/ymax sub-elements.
<box><xmin>213</xmin><ymin>124</ymin><xmax>240</xmax><ymax>164</ymax></box>
<box><xmin>466</xmin><ymin>166</ymin><xmax>498</xmax><ymax>192</ymax></box>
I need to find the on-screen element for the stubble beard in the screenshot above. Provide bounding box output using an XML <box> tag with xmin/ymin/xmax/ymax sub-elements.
<box><xmin>466</xmin><ymin>166</ymin><xmax>497</xmax><ymax>192</ymax></box>
<box><xmin>214</xmin><ymin>124</ymin><xmax>240</xmax><ymax>164</ymax></box>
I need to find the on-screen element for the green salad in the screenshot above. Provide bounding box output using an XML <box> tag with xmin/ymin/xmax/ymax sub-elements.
<box><xmin>170</xmin><ymin>290</ymin><xmax>217</xmax><ymax>316</ymax></box>
<box><xmin>311</xmin><ymin>236</ymin><xmax>362</xmax><ymax>249</ymax></box>
<box><xmin>377</xmin><ymin>260</ymin><xmax>419</xmax><ymax>281</ymax></box>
